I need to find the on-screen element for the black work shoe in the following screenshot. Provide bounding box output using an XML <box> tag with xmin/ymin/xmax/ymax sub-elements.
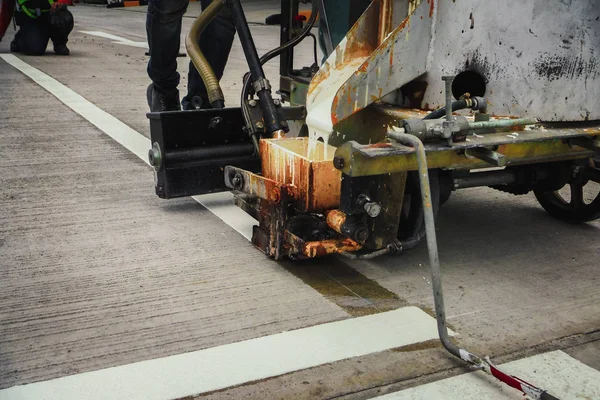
<box><xmin>181</xmin><ymin>95</ymin><xmax>211</xmax><ymax>111</ymax></box>
<box><xmin>10</xmin><ymin>40</ymin><xmax>20</xmax><ymax>53</ymax></box>
<box><xmin>147</xmin><ymin>84</ymin><xmax>181</xmax><ymax>112</ymax></box>
<box><xmin>54</xmin><ymin>45</ymin><xmax>70</xmax><ymax>56</ymax></box>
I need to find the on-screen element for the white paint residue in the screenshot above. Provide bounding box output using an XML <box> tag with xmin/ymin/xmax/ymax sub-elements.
<box><xmin>0</xmin><ymin>307</ymin><xmax>452</xmax><ymax>400</ymax></box>
<box><xmin>425</xmin><ymin>0</ymin><xmax>438</xmax><ymax>71</ymax></box>
<box><xmin>305</xmin><ymin>61</ymin><xmax>366</xmax><ymax>160</ymax></box>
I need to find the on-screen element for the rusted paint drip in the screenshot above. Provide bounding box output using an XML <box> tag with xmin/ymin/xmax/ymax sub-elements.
<box><xmin>378</xmin><ymin>0</ymin><xmax>394</xmax><ymax>45</ymax></box>
<box><xmin>302</xmin><ymin>238</ymin><xmax>362</xmax><ymax>258</ymax></box>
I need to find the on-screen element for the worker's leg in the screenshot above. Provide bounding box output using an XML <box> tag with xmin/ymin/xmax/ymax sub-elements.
<box><xmin>12</xmin><ymin>13</ymin><xmax>50</xmax><ymax>56</ymax></box>
<box><xmin>146</xmin><ymin>0</ymin><xmax>189</xmax><ymax>103</ymax></box>
<box><xmin>49</xmin><ymin>9</ymin><xmax>74</xmax><ymax>55</ymax></box>
<box><xmin>181</xmin><ymin>0</ymin><xmax>236</xmax><ymax>110</ymax></box>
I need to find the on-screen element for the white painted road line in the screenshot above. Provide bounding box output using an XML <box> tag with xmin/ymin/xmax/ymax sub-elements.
<box><xmin>0</xmin><ymin>54</ymin><xmax>255</xmax><ymax>240</ymax></box>
<box><xmin>80</xmin><ymin>30</ymin><xmax>149</xmax><ymax>49</ymax></box>
<box><xmin>0</xmin><ymin>307</ymin><xmax>452</xmax><ymax>400</ymax></box>
<box><xmin>375</xmin><ymin>350</ymin><xmax>600</xmax><ymax>400</ymax></box>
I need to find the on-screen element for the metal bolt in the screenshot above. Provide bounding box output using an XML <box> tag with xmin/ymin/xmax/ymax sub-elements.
<box><xmin>248</xmin><ymin>99</ymin><xmax>257</xmax><ymax>107</ymax></box>
<box><xmin>333</xmin><ymin>156</ymin><xmax>345</xmax><ymax>169</ymax></box>
<box><xmin>148</xmin><ymin>142</ymin><xmax>162</xmax><ymax>170</ymax></box>
<box><xmin>255</xmin><ymin>121</ymin><xmax>264</xmax><ymax>130</ymax></box>
<box><xmin>231</xmin><ymin>173</ymin><xmax>244</xmax><ymax>190</ymax></box>
<box><xmin>364</xmin><ymin>202</ymin><xmax>382</xmax><ymax>218</ymax></box>
<box><xmin>209</xmin><ymin>116</ymin><xmax>222</xmax><ymax>129</ymax></box>
<box><xmin>354</xmin><ymin>226</ymin><xmax>369</xmax><ymax>244</ymax></box>
<box><xmin>273</xmin><ymin>99</ymin><xmax>281</xmax><ymax>106</ymax></box>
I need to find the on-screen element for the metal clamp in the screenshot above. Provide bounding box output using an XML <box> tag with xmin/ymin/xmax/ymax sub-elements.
<box><xmin>253</xmin><ymin>77</ymin><xmax>272</xmax><ymax>93</ymax></box>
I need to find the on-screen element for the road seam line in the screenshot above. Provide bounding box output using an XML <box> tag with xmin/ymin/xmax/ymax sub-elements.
<box><xmin>0</xmin><ymin>53</ymin><xmax>255</xmax><ymax>240</ymax></box>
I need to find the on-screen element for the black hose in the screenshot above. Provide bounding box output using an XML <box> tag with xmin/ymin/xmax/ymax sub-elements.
<box><xmin>308</xmin><ymin>32</ymin><xmax>319</xmax><ymax>67</ymax></box>
<box><xmin>240</xmin><ymin>1</ymin><xmax>318</xmax><ymax>144</ymax></box>
<box><xmin>423</xmin><ymin>100</ymin><xmax>468</xmax><ymax>120</ymax></box>
<box><xmin>241</xmin><ymin>1</ymin><xmax>318</xmax><ymax>107</ymax></box>
<box><xmin>423</xmin><ymin>96</ymin><xmax>487</xmax><ymax>120</ymax></box>
<box><xmin>186</xmin><ymin>0</ymin><xmax>227</xmax><ymax>108</ymax></box>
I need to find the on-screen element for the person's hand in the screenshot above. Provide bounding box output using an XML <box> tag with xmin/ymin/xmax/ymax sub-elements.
<box><xmin>51</xmin><ymin>2</ymin><xmax>66</xmax><ymax>12</ymax></box>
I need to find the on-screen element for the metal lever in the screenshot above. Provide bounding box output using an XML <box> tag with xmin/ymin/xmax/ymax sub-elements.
<box><xmin>228</xmin><ymin>0</ymin><xmax>287</xmax><ymax>138</ymax></box>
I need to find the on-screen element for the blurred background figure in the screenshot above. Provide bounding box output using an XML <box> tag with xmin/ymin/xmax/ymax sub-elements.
<box><xmin>0</xmin><ymin>0</ymin><xmax>74</xmax><ymax>55</ymax></box>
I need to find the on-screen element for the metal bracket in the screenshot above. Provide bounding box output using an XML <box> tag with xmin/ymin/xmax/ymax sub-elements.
<box><xmin>465</xmin><ymin>147</ymin><xmax>507</xmax><ymax>167</ymax></box>
<box><xmin>224</xmin><ymin>166</ymin><xmax>298</xmax><ymax>204</ymax></box>
<box><xmin>244</xmin><ymin>99</ymin><xmax>303</xmax><ymax>134</ymax></box>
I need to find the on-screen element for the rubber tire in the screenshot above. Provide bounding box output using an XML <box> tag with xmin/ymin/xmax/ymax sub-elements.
<box><xmin>534</xmin><ymin>184</ymin><xmax>600</xmax><ymax>223</ymax></box>
<box><xmin>397</xmin><ymin>169</ymin><xmax>441</xmax><ymax>241</ymax></box>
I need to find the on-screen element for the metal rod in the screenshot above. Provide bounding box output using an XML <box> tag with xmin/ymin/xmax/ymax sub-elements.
<box><xmin>453</xmin><ymin>170</ymin><xmax>516</xmax><ymax>189</ymax></box>
<box><xmin>468</xmin><ymin>117</ymin><xmax>537</xmax><ymax>130</ymax></box>
<box><xmin>388</xmin><ymin>132</ymin><xmax>459</xmax><ymax>357</ymax></box>
<box><xmin>387</xmin><ymin>130</ymin><xmax>560</xmax><ymax>400</ymax></box>
<box><xmin>442</xmin><ymin>76</ymin><xmax>455</xmax><ymax>146</ymax></box>
<box><xmin>228</xmin><ymin>0</ymin><xmax>284</xmax><ymax>136</ymax></box>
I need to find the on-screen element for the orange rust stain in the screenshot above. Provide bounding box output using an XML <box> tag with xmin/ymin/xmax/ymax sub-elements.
<box><xmin>334</xmin><ymin>22</ymin><xmax>376</xmax><ymax>69</ymax></box>
<box><xmin>371</xmin><ymin>95</ymin><xmax>379</xmax><ymax>102</ymax></box>
<box><xmin>358</xmin><ymin>62</ymin><xmax>369</xmax><ymax>73</ymax></box>
<box><xmin>332</xmin><ymin>114</ymin><xmax>339</xmax><ymax>125</ymax></box>
<box><xmin>326</xmin><ymin>210</ymin><xmax>347</xmax><ymax>233</ymax></box>
<box><xmin>331</xmin><ymin>95</ymin><xmax>341</xmax><ymax>124</ymax></box>
<box><xmin>307</xmin><ymin>63</ymin><xmax>331</xmax><ymax>96</ymax></box>
<box><xmin>398</xmin><ymin>15</ymin><xmax>410</xmax><ymax>32</ymax></box>
<box><xmin>303</xmin><ymin>239</ymin><xmax>362</xmax><ymax>258</ymax></box>
<box><xmin>428</xmin><ymin>0</ymin><xmax>435</xmax><ymax>18</ymax></box>
<box><xmin>583</xmin><ymin>128</ymin><xmax>600</xmax><ymax>134</ymax></box>
<box><xmin>367</xmin><ymin>143</ymin><xmax>393</xmax><ymax>148</ymax></box>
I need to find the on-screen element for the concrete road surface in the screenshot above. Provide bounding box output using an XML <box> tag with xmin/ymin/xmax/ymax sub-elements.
<box><xmin>0</xmin><ymin>2</ymin><xmax>598</xmax><ymax>400</ymax></box>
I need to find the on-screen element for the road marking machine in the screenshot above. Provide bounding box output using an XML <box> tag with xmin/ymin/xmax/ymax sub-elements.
<box><xmin>147</xmin><ymin>1</ymin><xmax>599</xmax><ymax>398</ymax></box>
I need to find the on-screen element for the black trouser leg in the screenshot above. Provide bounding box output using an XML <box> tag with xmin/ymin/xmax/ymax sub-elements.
<box><xmin>49</xmin><ymin>9</ymin><xmax>74</xmax><ymax>48</ymax></box>
<box><xmin>146</xmin><ymin>0</ymin><xmax>190</xmax><ymax>92</ymax></box>
<box><xmin>14</xmin><ymin>12</ymin><xmax>50</xmax><ymax>55</ymax></box>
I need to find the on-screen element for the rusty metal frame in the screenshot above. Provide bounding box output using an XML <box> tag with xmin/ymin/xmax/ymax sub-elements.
<box><xmin>335</xmin><ymin>127</ymin><xmax>600</xmax><ymax>177</ymax></box>
<box><xmin>225</xmin><ymin>165</ymin><xmax>363</xmax><ymax>260</ymax></box>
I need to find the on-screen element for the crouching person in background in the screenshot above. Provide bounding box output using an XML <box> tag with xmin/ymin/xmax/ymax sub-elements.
<box><xmin>0</xmin><ymin>0</ymin><xmax>74</xmax><ymax>55</ymax></box>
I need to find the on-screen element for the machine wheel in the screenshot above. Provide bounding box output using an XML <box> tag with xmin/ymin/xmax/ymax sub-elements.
<box><xmin>397</xmin><ymin>169</ymin><xmax>441</xmax><ymax>241</ymax></box>
<box><xmin>534</xmin><ymin>163</ymin><xmax>600</xmax><ymax>223</ymax></box>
